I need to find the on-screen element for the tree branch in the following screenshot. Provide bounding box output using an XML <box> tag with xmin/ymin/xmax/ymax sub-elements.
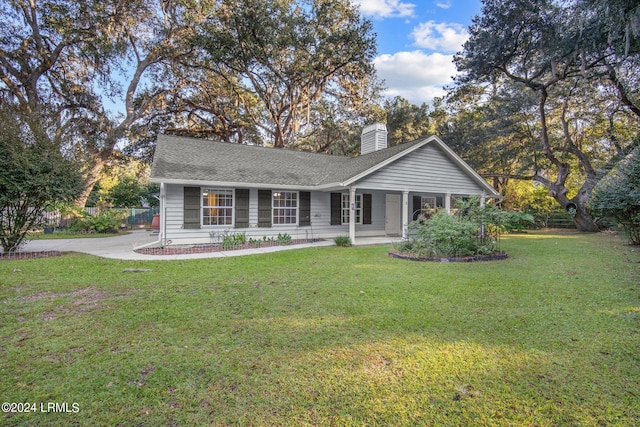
<box><xmin>560</xmin><ymin>99</ymin><xmax>596</xmax><ymax>177</ymax></box>
<box><xmin>607</xmin><ymin>63</ymin><xmax>640</xmax><ymax>119</ymax></box>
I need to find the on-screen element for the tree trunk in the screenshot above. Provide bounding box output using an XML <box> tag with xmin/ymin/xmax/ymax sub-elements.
<box><xmin>569</xmin><ymin>178</ymin><xmax>600</xmax><ymax>232</ymax></box>
<box><xmin>568</xmin><ymin>197</ymin><xmax>600</xmax><ymax>232</ymax></box>
<box><xmin>75</xmin><ymin>156</ymin><xmax>106</xmax><ymax>208</ymax></box>
<box><xmin>273</xmin><ymin>121</ymin><xmax>285</xmax><ymax>148</ymax></box>
<box><xmin>74</xmin><ymin>124</ymin><xmax>125</xmax><ymax>207</ymax></box>
<box><xmin>534</xmin><ymin>88</ymin><xmax>601</xmax><ymax>232</ymax></box>
<box><xmin>552</xmin><ymin>178</ymin><xmax>600</xmax><ymax>232</ymax></box>
<box><xmin>545</xmin><ymin>190</ymin><xmax>600</xmax><ymax>232</ymax></box>
<box><xmin>571</xmin><ymin>208</ymin><xmax>600</xmax><ymax>232</ymax></box>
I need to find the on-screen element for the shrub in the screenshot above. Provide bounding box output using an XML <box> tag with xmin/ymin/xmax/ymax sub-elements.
<box><xmin>66</xmin><ymin>210</ymin><xmax>125</xmax><ymax>234</ymax></box>
<box><xmin>87</xmin><ymin>210</ymin><xmax>124</xmax><ymax>233</ymax></box>
<box><xmin>500</xmin><ymin>211</ymin><xmax>535</xmax><ymax>232</ymax></box>
<box><xmin>399</xmin><ymin>197</ymin><xmax>504</xmax><ymax>258</ymax></box>
<box><xmin>0</xmin><ymin>108</ymin><xmax>83</xmax><ymax>252</ymax></box>
<box><xmin>334</xmin><ymin>236</ymin><xmax>352</xmax><ymax>247</ymax></box>
<box><xmin>277</xmin><ymin>233</ymin><xmax>292</xmax><ymax>245</ymax></box>
<box><xmin>222</xmin><ymin>232</ymin><xmax>247</xmax><ymax>249</ymax></box>
<box><xmin>248</xmin><ymin>237</ymin><xmax>263</xmax><ymax>248</ymax></box>
<box><xmin>393</xmin><ymin>239</ymin><xmax>428</xmax><ymax>256</ymax></box>
<box><xmin>588</xmin><ymin>148</ymin><xmax>640</xmax><ymax>245</ymax></box>
<box><xmin>411</xmin><ymin>211</ymin><xmax>486</xmax><ymax>257</ymax></box>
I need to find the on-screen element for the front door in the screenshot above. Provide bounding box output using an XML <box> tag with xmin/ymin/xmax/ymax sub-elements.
<box><xmin>385</xmin><ymin>194</ymin><xmax>401</xmax><ymax>236</ymax></box>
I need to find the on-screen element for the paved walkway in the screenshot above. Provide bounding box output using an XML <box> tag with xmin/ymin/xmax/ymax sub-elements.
<box><xmin>20</xmin><ymin>231</ymin><xmax>398</xmax><ymax>261</ymax></box>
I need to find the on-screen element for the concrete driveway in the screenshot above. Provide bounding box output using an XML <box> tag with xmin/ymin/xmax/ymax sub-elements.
<box><xmin>21</xmin><ymin>230</ymin><xmax>160</xmax><ymax>260</ymax></box>
<box><xmin>20</xmin><ymin>230</ymin><xmax>335</xmax><ymax>261</ymax></box>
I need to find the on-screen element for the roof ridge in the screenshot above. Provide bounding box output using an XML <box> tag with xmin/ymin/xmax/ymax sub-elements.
<box><xmin>157</xmin><ymin>133</ymin><xmax>355</xmax><ymax>160</ymax></box>
<box><xmin>157</xmin><ymin>133</ymin><xmax>423</xmax><ymax>159</ymax></box>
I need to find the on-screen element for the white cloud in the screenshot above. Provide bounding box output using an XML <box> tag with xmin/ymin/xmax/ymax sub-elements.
<box><xmin>411</xmin><ymin>21</ymin><xmax>469</xmax><ymax>52</ymax></box>
<box><xmin>435</xmin><ymin>0</ymin><xmax>452</xmax><ymax>9</ymax></box>
<box><xmin>353</xmin><ymin>0</ymin><xmax>416</xmax><ymax>19</ymax></box>
<box><xmin>374</xmin><ymin>50</ymin><xmax>457</xmax><ymax>104</ymax></box>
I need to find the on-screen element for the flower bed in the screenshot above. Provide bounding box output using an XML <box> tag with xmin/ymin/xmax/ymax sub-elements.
<box><xmin>135</xmin><ymin>239</ymin><xmax>322</xmax><ymax>255</ymax></box>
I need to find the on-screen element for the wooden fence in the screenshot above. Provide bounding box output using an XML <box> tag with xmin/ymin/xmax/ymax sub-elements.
<box><xmin>534</xmin><ymin>212</ymin><xmax>576</xmax><ymax>229</ymax></box>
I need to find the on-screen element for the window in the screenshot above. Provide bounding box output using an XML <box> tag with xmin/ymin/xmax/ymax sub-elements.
<box><xmin>273</xmin><ymin>191</ymin><xmax>297</xmax><ymax>225</ymax></box>
<box><xmin>421</xmin><ymin>197</ymin><xmax>437</xmax><ymax>211</ymax></box>
<box><xmin>202</xmin><ymin>189</ymin><xmax>233</xmax><ymax>226</ymax></box>
<box><xmin>342</xmin><ymin>193</ymin><xmax>362</xmax><ymax>224</ymax></box>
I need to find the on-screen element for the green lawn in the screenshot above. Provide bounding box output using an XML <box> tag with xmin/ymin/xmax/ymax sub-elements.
<box><xmin>1</xmin><ymin>231</ymin><xmax>638</xmax><ymax>426</ymax></box>
<box><xmin>26</xmin><ymin>230</ymin><xmax>124</xmax><ymax>240</ymax></box>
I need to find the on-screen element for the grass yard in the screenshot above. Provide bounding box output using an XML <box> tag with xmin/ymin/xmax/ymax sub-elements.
<box><xmin>0</xmin><ymin>231</ymin><xmax>638</xmax><ymax>426</ymax></box>
<box><xmin>26</xmin><ymin>231</ymin><xmax>124</xmax><ymax>240</ymax></box>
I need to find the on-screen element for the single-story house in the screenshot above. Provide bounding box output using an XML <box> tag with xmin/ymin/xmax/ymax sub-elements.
<box><xmin>149</xmin><ymin>123</ymin><xmax>500</xmax><ymax>245</ymax></box>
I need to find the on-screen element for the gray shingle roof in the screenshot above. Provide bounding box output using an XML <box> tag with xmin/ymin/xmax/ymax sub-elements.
<box><xmin>150</xmin><ymin>134</ymin><xmax>424</xmax><ymax>187</ymax></box>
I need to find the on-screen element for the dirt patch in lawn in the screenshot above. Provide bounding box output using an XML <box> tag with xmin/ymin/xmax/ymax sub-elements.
<box><xmin>14</xmin><ymin>286</ymin><xmax>137</xmax><ymax>321</ymax></box>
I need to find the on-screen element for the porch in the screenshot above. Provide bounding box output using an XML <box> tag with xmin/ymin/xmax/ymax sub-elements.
<box><xmin>351</xmin><ymin>236</ymin><xmax>402</xmax><ymax>246</ymax></box>
<box><xmin>344</xmin><ymin>189</ymin><xmax>489</xmax><ymax>245</ymax></box>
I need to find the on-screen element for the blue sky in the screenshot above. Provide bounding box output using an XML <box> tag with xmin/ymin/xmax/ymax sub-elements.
<box><xmin>353</xmin><ymin>0</ymin><xmax>483</xmax><ymax>105</ymax></box>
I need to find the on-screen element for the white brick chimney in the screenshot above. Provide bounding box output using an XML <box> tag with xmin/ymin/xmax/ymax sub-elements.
<box><xmin>361</xmin><ymin>123</ymin><xmax>388</xmax><ymax>155</ymax></box>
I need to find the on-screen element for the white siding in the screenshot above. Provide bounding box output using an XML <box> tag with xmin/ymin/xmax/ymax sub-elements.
<box><xmin>161</xmin><ymin>185</ymin><xmax>387</xmax><ymax>245</ymax></box>
<box><xmin>355</xmin><ymin>144</ymin><xmax>487</xmax><ymax>194</ymax></box>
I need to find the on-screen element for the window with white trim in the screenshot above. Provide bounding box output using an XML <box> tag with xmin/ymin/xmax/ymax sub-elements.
<box><xmin>421</xmin><ymin>196</ymin><xmax>437</xmax><ymax>210</ymax></box>
<box><xmin>202</xmin><ymin>189</ymin><xmax>233</xmax><ymax>226</ymax></box>
<box><xmin>342</xmin><ymin>193</ymin><xmax>362</xmax><ymax>224</ymax></box>
<box><xmin>273</xmin><ymin>191</ymin><xmax>298</xmax><ymax>225</ymax></box>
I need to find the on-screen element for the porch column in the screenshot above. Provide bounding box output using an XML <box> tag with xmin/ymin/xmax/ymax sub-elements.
<box><xmin>480</xmin><ymin>193</ymin><xmax>486</xmax><ymax>238</ymax></box>
<box><xmin>445</xmin><ymin>192</ymin><xmax>451</xmax><ymax>213</ymax></box>
<box><xmin>159</xmin><ymin>183</ymin><xmax>166</xmax><ymax>244</ymax></box>
<box><xmin>349</xmin><ymin>186</ymin><xmax>357</xmax><ymax>244</ymax></box>
<box><xmin>402</xmin><ymin>190</ymin><xmax>409</xmax><ymax>239</ymax></box>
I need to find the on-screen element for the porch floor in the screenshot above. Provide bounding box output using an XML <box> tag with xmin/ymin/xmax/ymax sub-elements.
<box><xmin>352</xmin><ymin>236</ymin><xmax>402</xmax><ymax>246</ymax></box>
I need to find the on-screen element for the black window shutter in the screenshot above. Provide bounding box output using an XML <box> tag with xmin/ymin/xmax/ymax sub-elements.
<box><xmin>299</xmin><ymin>191</ymin><xmax>311</xmax><ymax>226</ymax></box>
<box><xmin>258</xmin><ymin>189</ymin><xmax>272</xmax><ymax>227</ymax></box>
<box><xmin>184</xmin><ymin>186</ymin><xmax>201</xmax><ymax>229</ymax></box>
<box><xmin>330</xmin><ymin>193</ymin><xmax>342</xmax><ymax>225</ymax></box>
<box><xmin>235</xmin><ymin>189</ymin><xmax>250</xmax><ymax>228</ymax></box>
<box><xmin>436</xmin><ymin>196</ymin><xmax>444</xmax><ymax>208</ymax></box>
<box><xmin>412</xmin><ymin>195</ymin><xmax>422</xmax><ymax>221</ymax></box>
<box><xmin>362</xmin><ymin>193</ymin><xmax>372</xmax><ymax>225</ymax></box>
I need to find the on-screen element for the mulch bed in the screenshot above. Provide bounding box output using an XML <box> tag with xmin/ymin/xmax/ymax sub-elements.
<box><xmin>135</xmin><ymin>239</ymin><xmax>322</xmax><ymax>255</ymax></box>
<box><xmin>388</xmin><ymin>251</ymin><xmax>508</xmax><ymax>262</ymax></box>
<box><xmin>0</xmin><ymin>251</ymin><xmax>65</xmax><ymax>260</ymax></box>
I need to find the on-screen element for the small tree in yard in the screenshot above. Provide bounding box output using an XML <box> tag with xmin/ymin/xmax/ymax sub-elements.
<box><xmin>0</xmin><ymin>109</ymin><xmax>83</xmax><ymax>252</ymax></box>
<box><xmin>588</xmin><ymin>149</ymin><xmax>640</xmax><ymax>245</ymax></box>
<box><xmin>107</xmin><ymin>177</ymin><xmax>160</xmax><ymax>208</ymax></box>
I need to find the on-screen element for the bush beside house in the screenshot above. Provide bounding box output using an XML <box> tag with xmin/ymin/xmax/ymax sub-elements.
<box><xmin>588</xmin><ymin>148</ymin><xmax>640</xmax><ymax>245</ymax></box>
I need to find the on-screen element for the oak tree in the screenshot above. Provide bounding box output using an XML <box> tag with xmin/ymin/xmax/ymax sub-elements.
<box><xmin>194</xmin><ymin>0</ymin><xmax>379</xmax><ymax>148</ymax></box>
<box><xmin>455</xmin><ymin>0</ymin><xmax>640</xmax><ymax>230</ymax></box>
<box><xmin>0</xmin><ymin>0</ymin><xmax>246</xmax><ymax>206</ymax></box>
